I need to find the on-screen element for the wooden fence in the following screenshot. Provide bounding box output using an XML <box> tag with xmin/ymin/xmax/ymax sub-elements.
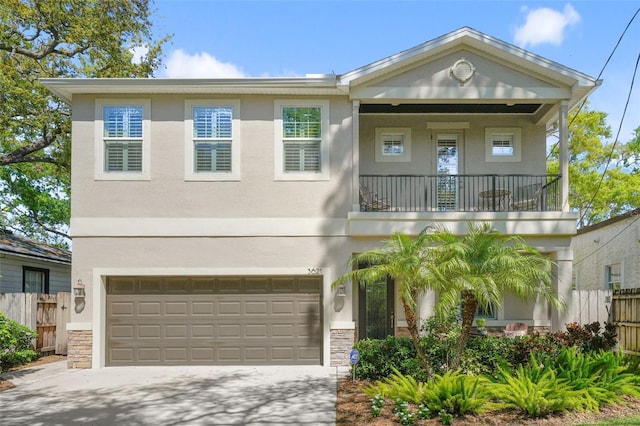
<box><xmin>0</xmin><ymin>292</ymin><xmax>71</xmax><ymax>355</ymax></box>
<box><xmin>612</xmin><ymin>288</ymin><xmax>640</xmax><ymax>356</ymax></box>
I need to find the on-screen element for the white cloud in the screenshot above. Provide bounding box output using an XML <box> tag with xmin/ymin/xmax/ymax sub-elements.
<box><xmin>161</xmin><ymin>49</ymin><xmax>246</xmax><ymax>78</ymax></box>
<box><xmin>515</xmin><ymin>4</ymin><xmax>580</xmax><ymax>48</ymax></box>
<box><xmin>130</xmin><ymin>46</ymin><xmax>149</xmax><ymax>64</ymax></box>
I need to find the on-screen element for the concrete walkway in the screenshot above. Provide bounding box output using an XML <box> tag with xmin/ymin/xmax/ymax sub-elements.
<box><xmin>0</xmin><ymin>361</ymin><xmax>347</xmax><ymax>425</ymax></box>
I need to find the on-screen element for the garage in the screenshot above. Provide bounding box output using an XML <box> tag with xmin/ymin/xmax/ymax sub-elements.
<box><xmin>106</xmin><ymin>276</ymin><xmax>322</xmax><ymax>366</ymax></box>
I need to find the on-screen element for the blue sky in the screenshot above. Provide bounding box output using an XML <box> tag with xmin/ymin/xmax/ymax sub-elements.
<box><xmin>151</xmin><ymin>0</ymin><xmax>640</xmax><ymax>142</ymax></box>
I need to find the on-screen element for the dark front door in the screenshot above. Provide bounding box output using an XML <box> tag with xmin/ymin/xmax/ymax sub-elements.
<box><xmin>358</xmin><ymin>277</ymin><xmax>395</xmax><ymax>340</ymax></box>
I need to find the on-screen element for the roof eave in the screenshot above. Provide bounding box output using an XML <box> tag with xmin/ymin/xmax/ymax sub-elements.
<box><xmin>40</xmin><ymin>76</ymin><xmax>342</xmax><ymax>104</ymax></box>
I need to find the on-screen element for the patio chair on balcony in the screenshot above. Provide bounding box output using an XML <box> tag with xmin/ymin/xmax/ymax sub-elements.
<box><xmin>359</xmin><ymin>185</ymin><xmax>391</xmax><ymax>211</ymax></box>
<box><xmin>503</xmin><ymin>322</ymin><xmax>528</xmax><ymax>338</ymax></box>
<box><xmin>510</xmin><ymin>183</ymin><xmax>543</xmax><ymax>211</ymax></box>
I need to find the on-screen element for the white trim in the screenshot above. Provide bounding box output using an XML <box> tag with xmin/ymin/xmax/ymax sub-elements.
<box><xmin>91</xmin><ymin>266</ymin><xmax>334</xmax><ymax>368</ymax></box>
<box><xmin>330</xmin><ymin>321</ymin><xmax>356</xmax><ymax>329</ymax></box>
<box><xmin>427</xmin><ymin>121</ymin><xmax>470</xmax><ymax>129</ymax></box>
<box><xmin>70</xmin><ymin>217</ymin><xmax>348</xmax><ymax>237</ymax></box>
<box><xmin>66</xmin><ymin>322</ymin><xmax>92</xmax><ymax>331</ymax></box>
<box><xmin>94</xmin><ymin>99</ymin><xmax>151</xmax><ymax>181</ymax></box>
<box><xmin>375</xmin><ymin>127</ymin><xmax>411</xmax><ymax>162</ymax></box>
<box><xmin>274</xmin><ymin>99</ymin><xmax>330</xmax><ymax>181</ymax></box>
<box><xmin>485</xmin><ymin>127</ymin><xmax>521</xmax><ymax>162</ymax></box>
<box><xmin>184</xmin><ymin>99</ymin><xmax>241</xmax><ymax>181</ymax></box>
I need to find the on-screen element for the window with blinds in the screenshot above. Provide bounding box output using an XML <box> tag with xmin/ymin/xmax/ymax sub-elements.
<box><xmin>491</xmin><ymin>134</ymin><xmax>514</xmax><ymax>156</ymax></box>
<box><xmin>192</xmin><ymin>106</ymin><xmax>233</xmax><ymax>173</ymax></box>
<box><xmin>282</xmin><ymin>106</ymin><xmax>321</xmax><ymax>172</ymax></box>
<box><xmin>103</xmin><ymin>105</ymin><xmax>144</xmax><ymax>172</ymax></box>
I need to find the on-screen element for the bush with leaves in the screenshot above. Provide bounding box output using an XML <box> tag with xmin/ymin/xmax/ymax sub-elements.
<box><xmin>0</xmin><ymin>312</ymin><xmax>38</xmax><ymax>372</ymax></box>
<box><xmin>352</xmin><ymin>336</ymin><xmax>428</xmax><ymax>381</ymax></box>
<box><xmin>489</xmin><ymin>355</ymin><xmax>593</xmax><ymax>417</ymax></box>
<box><xmin>420</xmin><ymin>312</ymin><xmax>461</xmax><ymax>374</ymax></box>
<box><xmin>363</xmin><ymin>367</ymin><xmax>490</xmax><ymax>419</ymax></box>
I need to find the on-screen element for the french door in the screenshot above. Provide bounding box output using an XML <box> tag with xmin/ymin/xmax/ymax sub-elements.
<box><xmin>436</xmin><ymin>134</ymin><xmax>459</xmax><ymax>211</ymax></box>
<box><xmin>358</xmin><ymin>276</ymin><xmax>395</xmax><ymax>340</ymax></box>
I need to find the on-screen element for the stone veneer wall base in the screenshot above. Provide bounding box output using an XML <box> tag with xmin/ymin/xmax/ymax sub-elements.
<box><xmin>67</xmin><ymin>330</ymin><xmax>92</xmax><ymax>369</ymax></box>
<box><xmin>330</xmin><ymin>329</ymin><xmax>355</xmax><ymax>367</ymax></box>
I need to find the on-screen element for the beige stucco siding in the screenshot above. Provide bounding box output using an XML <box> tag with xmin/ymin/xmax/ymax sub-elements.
<box><xmin>71</xmin><ymin>95</ymin><xmax>353</xmax><ymax>220</ymax></box>
<box><xmin>359</xmin><ymin>115</ymin><xmax>547</xmax><ymax>176</ymax></box>
<box><xmin>354</xmin><ymin>49</ymin><xmax>571</xmax><ymax>101</ymax></box>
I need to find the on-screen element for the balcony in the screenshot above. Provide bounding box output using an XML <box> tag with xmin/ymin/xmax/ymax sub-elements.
<box><xmin>359</xmin><ymin>174</ymin><xmax>561</xmax><ymax>213</ymax></box>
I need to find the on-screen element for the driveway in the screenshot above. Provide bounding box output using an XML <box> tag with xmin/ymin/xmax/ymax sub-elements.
<box><xmin>0</xmin><ymin>361</ymin><xmax>346</xmax><ymax>425</ymax></box>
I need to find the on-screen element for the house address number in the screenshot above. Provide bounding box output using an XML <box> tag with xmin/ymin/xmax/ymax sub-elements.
<box><xmin>307</xmin><ymin>268</ymin><xmax>323</xmax><ymax>275</ymax></box>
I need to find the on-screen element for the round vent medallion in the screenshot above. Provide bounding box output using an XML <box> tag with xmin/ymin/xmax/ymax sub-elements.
<box><xmin>450</xmin><ymin>58</ymin><xmax>475</xmax><ymax>84</ymax></box>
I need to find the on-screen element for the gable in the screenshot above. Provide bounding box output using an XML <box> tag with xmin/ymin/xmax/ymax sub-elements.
<box><xmin>351</xmin><ymin>48</ymin><xmax>570</xmax><ymax>102</ymax></box>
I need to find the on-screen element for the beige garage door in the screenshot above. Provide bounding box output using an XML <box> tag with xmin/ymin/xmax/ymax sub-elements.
<box><xmin>106</xmin><ymin>276</ymin><xmax>322</xmax><ymax>366</ymax></box>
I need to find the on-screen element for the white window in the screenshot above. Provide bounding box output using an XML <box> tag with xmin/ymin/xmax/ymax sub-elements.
<box><xmin>95</xmin><ymin>99</ymin><xmax>151</xmax><ymax>180</ymax></box>
<box><xmin>23</xmin><ymin>267</ymin><xmax>48</xmax><ymax>293</ymax></box>
<box><xmin>274</xmin><ymin>100</ymin><xmax>330</xmax><ymax>181</ymax></box>
<box><xmin>485</xmin><ymin>127</ymin><xmax>521</xmax><ymax>162</ymax></box>
<box><xmin>185</xmin><ymin>100</ymin><xmax>241</xmax><ymax>181</ymax></box>
<box><xmin>375</xmin><ymin>128</ymin><xmax>412</xmax><ymax>162</ymax></box>
<box><xmin>605</xmin><ymin>263</ymin><xmax>621</xmax><ymax>290</ymax></box>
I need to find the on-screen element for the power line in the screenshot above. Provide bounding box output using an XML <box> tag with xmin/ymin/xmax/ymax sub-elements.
<box><xmin>578</xmin><ymin>52</ymin><xmax>640</xmax><ymax>225</ymax></box>
<box><xmin>546</xmin><ymin>7</ymin><xmax>640</xmax><ymax>160</ymax></box>
<box><xmin>574</xmin><ymin>211</ymin><xmax>640</xmax><ymax>267</ymax></box>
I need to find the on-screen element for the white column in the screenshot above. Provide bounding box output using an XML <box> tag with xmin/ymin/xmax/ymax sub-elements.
<box><xmin>559</xmin><ymin>100</ymin><xmax>569</xmax><ymax>211</ymax></box>
<box><xmin>352</xmin><ymin>100</ymin><xmax>360</xmax><ymax>211</ymax></box>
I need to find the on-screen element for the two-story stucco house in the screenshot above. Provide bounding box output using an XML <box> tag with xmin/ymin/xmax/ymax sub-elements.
<box><xmin>42</xmin><ymin>27</ymin><xmax>599</xmax><ymax>368</ymax></box>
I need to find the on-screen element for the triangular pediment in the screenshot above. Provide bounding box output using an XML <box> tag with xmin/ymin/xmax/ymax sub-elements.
<box><xmin>338</xmin><ymin>27</ymin><xmax>598</xmax><ymax>120</ymax></box>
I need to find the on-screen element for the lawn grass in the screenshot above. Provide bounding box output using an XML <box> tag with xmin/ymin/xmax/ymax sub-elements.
<box><xmin>579</xmin><ymin>415</ymin><xmax>640</xmax><ymax>425</ymax></box>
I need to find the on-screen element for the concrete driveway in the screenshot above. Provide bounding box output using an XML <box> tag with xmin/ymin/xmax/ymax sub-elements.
<box><xmin>0</xmin><ymin>361</ymin><xmax>346</xmax><ymax>425</ymax></box>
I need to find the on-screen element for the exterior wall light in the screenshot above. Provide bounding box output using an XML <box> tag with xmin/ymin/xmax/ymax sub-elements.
<box><xmin>73</xmin><ymin>279</ymin><xmax>86</xmax><ymax>298</ymax></box>
<box><xmin>335</xmin><ymin>284</ymin><xmax>346</xmax><ymax>297</ymax></box>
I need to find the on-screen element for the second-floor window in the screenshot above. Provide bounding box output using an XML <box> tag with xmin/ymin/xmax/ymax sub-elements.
<box><xmin>185</xmin><ymin>100</ymin><xmax>240</xmax><ymax>181</ymax></box>
<box><xmin>95</xmin><ymin>99</ymin><xmax>150</xmax><ymax>180</ymax></box>
<box><xmin>274</xmin><ymin>100</ymin><xmax>330</xmax><ymax>181</ymax></box>
<box><xmin>103</xmin><ymin>105</ymin><xmax>143</xmax><ymax>172</ymax></box>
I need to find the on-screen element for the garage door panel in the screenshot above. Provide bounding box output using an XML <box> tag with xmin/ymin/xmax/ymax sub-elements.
<box><xmin>138</xmin><ymin>302</ymin><xmax>162</xmax><ymax>316</ymax></box>
<box><xmin>192</xmin><ymin>324</ymin><xmax>215</xmax><ymax>338</ymax></box>
<box><xmin>106</xmin><ymin>276</ymin><xmax>321</xmax><ymax>366</ymax></box>
<box><xmin>138</xmin><ymin>348</ymin><xmax>161</xmax><ymax>362</ymax></box>
<box><xmin>192</xmin><ymin>302</ymin><xmax>215</xmax><ymax>315</ymax></box>
<box><xmin>139</xmin><ymin>325</ymin><xmax>162</xmax><ymax>338</ymax></box>
<box><xmin>110</xmin><ymin>325</ymin><xmax>134</xmax><ymax>338</ymax></box>
<box><xmin>218</xmin><ymin>301</ymin><xmax>242</xmax><ymax>315</ymax></box>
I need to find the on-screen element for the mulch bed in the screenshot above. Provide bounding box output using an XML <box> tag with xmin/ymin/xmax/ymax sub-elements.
<box><xmin>0</xmin><ymin>355</ymin><xmax>66</xmax><ymax>392</ymax></box>
<box><xmin>336</xmin><ymin>377</ymin><xmax>640</xmax><ymax>425</ymax></box>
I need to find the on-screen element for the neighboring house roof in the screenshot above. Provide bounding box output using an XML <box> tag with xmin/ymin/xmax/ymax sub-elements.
<box><xmin>576</xmin><ymin>208</ymin><xmax>640</xmax><ymax>235</ymax></box>
<box><xmin>0</xmin><ymin>230</ymin><xmax>71</xmax><ymax>265</ymax></box>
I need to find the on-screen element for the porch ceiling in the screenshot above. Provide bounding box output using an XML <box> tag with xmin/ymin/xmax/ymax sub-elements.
<box><xmin>359</xmin><ymin>103</ymin><xmax>542</xmax><ymax>114</ymax></box>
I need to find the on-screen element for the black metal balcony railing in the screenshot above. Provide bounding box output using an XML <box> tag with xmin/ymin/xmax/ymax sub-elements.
<box><xmin>359</xmin><ymin>174</ymin><xmax>561</xmax><ymax>212</ymax></box>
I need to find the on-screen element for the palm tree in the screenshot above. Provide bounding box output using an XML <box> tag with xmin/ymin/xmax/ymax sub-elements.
<box><xmin>333</xmin><ymin>231</ymin><xmax>437</xmax><ymax>372</ymax></box>
<box><xmin>425</xmin><ymin>223</ymin><xmax>565</xmax><ymax>369</ymax></box>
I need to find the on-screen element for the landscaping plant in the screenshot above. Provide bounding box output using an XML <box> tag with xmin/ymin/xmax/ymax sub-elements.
<box><xmin>0</xmin><ymin>312</ymin><xmax>38</xmax><ymax>372</ymax></box>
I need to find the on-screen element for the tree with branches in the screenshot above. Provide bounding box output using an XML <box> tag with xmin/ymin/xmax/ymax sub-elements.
<box><xmin>0</xmin><ymin>0</ymin><xmax>170</xmax><ymax>245</ymax></box>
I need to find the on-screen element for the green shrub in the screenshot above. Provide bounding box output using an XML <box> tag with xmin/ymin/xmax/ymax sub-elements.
<box><xmin>461</xmin><ymin>336</ymin><xmax>515</xmax><ymax>377</ymax></box>
<box><xmin>362</xmin><ymin>367</ymin><xmax>425</xmax><ymax>404</ymax></box>
<box><xmin>0</xmin><ymin>312</ymin><xmax>38</xmax><ymax>372</ymax></box>
<box><xmin>353</xmin><ymin>336</ymin><xmax>428</xmax><ymax>381</ymax></box>
<box><xmin>420</xmin><ymin>312</ymin><xmax>461</xmax><ymax>374</ymax></box>
<box><xmin>489</xmin><ymin>357</ymin><xmax>590</xmax><ymax>417</ymax></box>
<box><xmin>420</xmin><ymin>369</ymin><xmax>490</xmax><ymax>417</ymax></box>
<box><xmin>363</xmin><ymin>367</ymin><xmax>490</xmax><ymax>419</ymax></box>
